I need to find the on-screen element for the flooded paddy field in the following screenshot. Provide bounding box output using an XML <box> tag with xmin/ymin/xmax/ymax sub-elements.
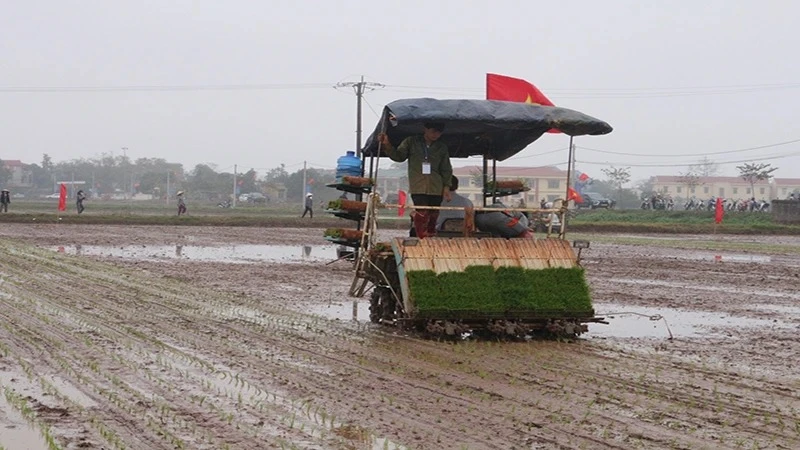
<box><xmin>0</xmin><ymin>224</ymin><xmax>799</xmax><ymax>449</ymax></box>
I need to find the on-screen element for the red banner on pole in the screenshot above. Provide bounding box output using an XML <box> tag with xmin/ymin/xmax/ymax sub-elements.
<box><xmin>715</xmin><ymin>198</ymin><xmax>724</xmax><ymax>224</ymax></box>
<box><xmin>397</xmin><ymin>190</ymin><xmax>407</xmax><ymax>217</ymax></box>
<box><xmin>58</xmin><ymin>183</ymin><xmax>67</xmax><ymax>211</ymax></box>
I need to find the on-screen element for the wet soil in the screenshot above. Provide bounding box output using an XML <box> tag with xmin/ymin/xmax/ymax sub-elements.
<box><xmin>0</xmin><ymin>224</ymin><xmax>798</xmax><ymax>449</ymax></box>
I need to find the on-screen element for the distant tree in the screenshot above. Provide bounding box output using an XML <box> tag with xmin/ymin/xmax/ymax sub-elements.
<box><xmin>0</xmin><ymin>159</ymin><xmax>11</xmax><ymax>186</ymax></box>
<box><xmin>601</xmin><ymin>166</ymin><xmax>631</xmax><ymax>203</ymax></box>
<box><xmin>266</xmin><ymin>164</ymin><xmax>289</xmax><ymax>183</ymax></box>
<box><xmin>677</xmin><ymin>171</ymin><xmax>701</xmax><ymax>198</ymax></box>
<box><xmin>238</xmin><ymin>169</ymin><xmax>259</xmax><ymax>194</ymax></box>
<box><xmin>285</xmin><ymin>168</ymin><xmax>334</xmax><ymax>200</ymax></box>
<box><xmin>635</xmin><ymin>178</ymin><xmax>655</xmax><ymax>200</ymax></box>
<box><xmin>41</xmin><ymin>154</ymin><xmax>53</xmax><ymax>172</ymax></box>
<box><xmin>27</xmin><ymin>164</ymin><xmax>51</xmax><ymax>189</ymax></box>
<box><xmin>691</xmin><ymin>157</ymin><xmax>718</xmax><ymax>177</ymax></box>
<box><xmin>736</xmin><ymin>162</ymin><xmax>777</xmax><ymax>199</ymax></box>
<box><xmin>469</xmin><ymin>169</ymin><xmax>483</xmax><ymax>188</ymax></box>
<box><xmin>185</xmin><ymin>164</ymin><xmax>229</xmax><ymax>196</ymax></box>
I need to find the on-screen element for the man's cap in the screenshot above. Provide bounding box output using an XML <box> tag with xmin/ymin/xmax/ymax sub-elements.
<box><xmin>176</xmin><ymin>191</ymin><xmax>184</xmax><ymax>195</ymax></box>
<box><xmin>306</xmin><ymin>193</ymin><xmax>313</xmax><ymax>196</ymax></box>
<box><xmin>1</xmin><ymin>189</ymin><xmax>8</xmax><ymax>192</ymax></box>
<box><xmin>424</xmin><ymin>122</ymin><xmax>445</xmax><ymax>132</ymax></box>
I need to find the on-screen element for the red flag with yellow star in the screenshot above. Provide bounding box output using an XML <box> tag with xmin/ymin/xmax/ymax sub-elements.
<box><xmin>486</xmin><ymin>73</ymin><xmax>559</xmax><ymax>133</ymax></box>
<box><xmin>486</xmin><ymin>73</ymin><xmax>555</xmax><ymax>106</ymax></box>
<box><xmin>567</xmin><ymin>187</ymin><xmax>583</xmax><ymax>204</ymax></box>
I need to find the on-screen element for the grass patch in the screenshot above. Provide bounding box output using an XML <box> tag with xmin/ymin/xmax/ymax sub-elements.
<box><xmin>568</xmin><ymin>209</ymin><xmax>800</xmax><ymax>235</ymax></box>
<box><xmin>408</xmin><ymin>266</ymin><xmax>592</xmax><ymax>318</ymax></box>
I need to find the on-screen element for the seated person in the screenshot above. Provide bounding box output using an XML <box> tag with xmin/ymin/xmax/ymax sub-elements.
<box><xmin>436</xmin><ymin>175</ymin><xmax>474</xmax><ymax>231</ymax></box>
<box><xmin>539</xmin><ymin>202</ymin><xmax>561</xmax><ymax>233</ymax></box>
<box><xmin>475</xmin><ymin>200</ymin><xmax>532</xmax><ymax>238</ymax></box>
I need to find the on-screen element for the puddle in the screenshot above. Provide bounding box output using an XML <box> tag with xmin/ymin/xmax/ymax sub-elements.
<box><xmin>307</xmin><ymin>299</ymin><xmax>794</xmax><ymax>340</ymax></box>
<box><xmin>750</xmin><ymin>304</ymin><xmax>800</xmax><ymax>316</ymax></box>
<box><xmin>588</xmin><ymin>303</ymin><xmax>794</xmax><ymax>339</ymax></box>
<box><xmin>52</xmin><ymin>244</ymin><xmax>338</xmax><ymax>264</ymax></box>
<box><xmin>0</xmin><ymin>384</ymin><xmax>52</xmax><ymax>450</ymax></box>
<box><xmin>609</xmin><ymin>278</ymin><xmax>800</xmax><ymax>301</ymax></box>
<box><xmin>662</xmin><ymin>253</ymin><xmax>772</xmax><ymax>263</ymax></box>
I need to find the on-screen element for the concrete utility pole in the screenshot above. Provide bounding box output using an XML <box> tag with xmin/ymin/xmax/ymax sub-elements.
<box><xmin>122</xmin><ymin>147</ymin><xmax>130</xmax><ymax>202</ymax></box>
<box><xmin>166</xmin><ymin>171</ymin><xmax>170</xmax><ymax>206</ymax></box>
<box><xmin>233</xmin><ymin>164</ymin><xmax>238</xmax><ymax>207</ymax></box>
<box><xmin>335</xmin><ymin>76</ymin><xmax>384</xmax><ymax>158</ymax></box>
<box><xmin>335</xmin><ymin>76</ymin><xmax>384</xmax><ymax>204</ymax></box>
<box><xmin>302</xmin><ymin>161</ymin><xmax>307</xmax><ymax>208</ymax></box>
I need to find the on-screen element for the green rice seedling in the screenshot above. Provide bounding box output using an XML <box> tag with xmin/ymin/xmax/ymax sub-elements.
<box><xmin>408</xmin><ymin>266</ymin><xmax>592</xmax><ymax>317</ymax></box>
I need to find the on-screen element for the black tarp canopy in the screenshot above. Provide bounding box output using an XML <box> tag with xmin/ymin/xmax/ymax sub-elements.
<box><xmin>362</xmin><ymin>98</ymin><xmax>613</xmax><ymax>161</ymax></box>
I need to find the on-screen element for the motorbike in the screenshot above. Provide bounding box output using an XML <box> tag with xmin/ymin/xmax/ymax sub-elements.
<box><xmin>217</xmin><ymin>199</ymin><xmax>232</xmax><ymax>208</ymax></box>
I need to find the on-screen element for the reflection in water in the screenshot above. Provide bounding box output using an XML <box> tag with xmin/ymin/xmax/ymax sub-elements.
<box><xmin>75</xmin><ymin>245</ymin><xmax>82</xmax><ymax>255</ymax></box>
<box><xmin>175</xmin><ymin>245</ymin><xmax>183</xmax><ymax>257</ymax></box>
<box><xmin>303</xmin><ymin>245</ymin><xmax>312</xmax><ymax>258</ymax></box>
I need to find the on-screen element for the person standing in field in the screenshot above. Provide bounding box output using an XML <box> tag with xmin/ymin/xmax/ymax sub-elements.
<box><xmin>302</xmin><ymin>193</ymin><xmax>314</xmax><ymax>218</ymax></box>
<box><xmin>177</xmin><ymin>191</ymin><xmax>187</xmax><ymax>216</ymax></box>
<box><xmin>0</xmin><ymin>189</ymin><xmax>10</xmax><ymax>213</ymax></box>
<box><xmin>378</xmin><ymin>122</ymin><xmax>453</xmax><ymax>238</ymax></box>
<box><xmin>76</xmin><ymin>189</ymin><xmax>86</xmax><ymax>214</ymax></box>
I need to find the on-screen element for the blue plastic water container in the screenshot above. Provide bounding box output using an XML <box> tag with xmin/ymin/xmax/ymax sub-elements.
<box><xmin>335</xmin><ymin>151</ymin><xmax>362</xmax><ymax>181</ymax></box>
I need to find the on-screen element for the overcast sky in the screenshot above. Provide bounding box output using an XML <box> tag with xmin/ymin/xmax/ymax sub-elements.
<box><xmin>1</xmin><ymin>0</ymin><xmax>797</xmax><ymax>184</ymax></box>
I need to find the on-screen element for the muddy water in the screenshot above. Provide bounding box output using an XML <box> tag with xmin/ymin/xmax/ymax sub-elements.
<box><xmin>53</xmin><ymin>244</ymin><xmax>338</xmax><ymax>264</ymax></box>
<box><xmin>0</xmin><ymin>375</ymin><xmax>51</xmax><ymax>450</ymax></box>
<box><xmin>307</xmin><ymin>300</ymin><xmax>786</xmax><ymax>341</ymax></box>
<box><xmin>589</xmin><ymin>303</ymin><xmax>795</xmax><ymax>339</ymax></box>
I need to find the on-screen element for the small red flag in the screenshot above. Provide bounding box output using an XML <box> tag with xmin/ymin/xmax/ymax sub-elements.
<box><xmin>58</xmin><ymin>183</ymin><xmax>67</xmax><ymax>211</ymax></box>
<box><xmin>567</xmin><ymin>187</ymin><xmax>583</xmax><ymax>204</ymax></box>
<box><xmin>715</xmin><ymin>198</ymin><xmax>724</xmax><ymax>224</ymax></box>
<box><xmin>578</xmin><ymin>173</ymin><xmax>590</xmax><ymax>182</ymax></box>
<box><xmin>397</xmin><ymin>190</ymin><xmax>407</xmax><ymax>217</ymax></box>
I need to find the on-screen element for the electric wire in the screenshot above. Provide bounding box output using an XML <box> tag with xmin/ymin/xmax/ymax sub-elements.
<box><xmin>576</xmin><ymin>150</ymin><xmax>800</xmax><ymax>168</ymax></box>
<box><xmin>577</xmin><ymin>138</ymin><xmax>800</xmax><ymax>158</ymax></box>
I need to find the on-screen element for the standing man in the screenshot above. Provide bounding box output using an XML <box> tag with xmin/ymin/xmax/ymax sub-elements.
<box><xmin>301</xmin><ymin>193</ymin><xmax>314</xmax><ymax>218</ymax></box>
<box><xmin>0</xmin><ymin>189</ymin><xmax>9</xmax><ymax>213</ymax></box>
<box><xmin>76</xmin><ymin>189</ymin><xmax>86</xmax><ymax>214</ymax></box>
<box><xmin>177</xmin><ymin>191</ymin><xmax>187</xmax><ymax>216</ymax></box>
<box><xmin>379</xmin><ymin>122</ymin><xmax>453</xmax><ymax>238</ymax></box>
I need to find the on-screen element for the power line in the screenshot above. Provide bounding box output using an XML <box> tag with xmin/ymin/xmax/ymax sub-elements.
<box><xmin>577</xmin><ymin>150</ymin><xmax>800</xmax><ymax>168</ymax></box>
<box><xmin>577</xmin><ymin>138</ymin><xmax>800</xmax><ymax>158</ymax></box>
<box><xmin>361</xmin><ymin>95</ymin><xmax>381</xmax><ymax>118</ymax></box>
<box><xmin>3</xmin><ymin>80</ymin><xmax>797</xmax><ymax>98</ymax></box>
<box><xmin>506</xmin><ymin>147</ymin><xmax>569</xmax><ymax>161</ymax></box>
<box><xmin>0</xmin><ymin>83</ymin><xmax>332</xmax><ymax>93</ymax></box>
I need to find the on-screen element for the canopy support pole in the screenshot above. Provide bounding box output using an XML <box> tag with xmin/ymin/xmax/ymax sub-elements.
<box><xmin>482</xmin><ymin>154</ymin><xmax>489</xmax><ymax>207</ymax></box>
<box><xmin>565</xmin><ymin>135</ymin><xmax>575</xmax><ymax>204</ymax></box>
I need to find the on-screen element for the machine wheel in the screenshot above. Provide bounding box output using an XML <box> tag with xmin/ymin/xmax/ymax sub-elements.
<box><xmin>369</xmin><ymin>287</ymin><xmax>396</xmax><ymax>324</ymax></box>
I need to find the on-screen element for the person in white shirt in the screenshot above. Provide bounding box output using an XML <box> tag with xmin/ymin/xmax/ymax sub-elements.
<box><xmin>436</xmin><ymin>175</ymin><xmax>473</xmax><ymax>231</ymax></box>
